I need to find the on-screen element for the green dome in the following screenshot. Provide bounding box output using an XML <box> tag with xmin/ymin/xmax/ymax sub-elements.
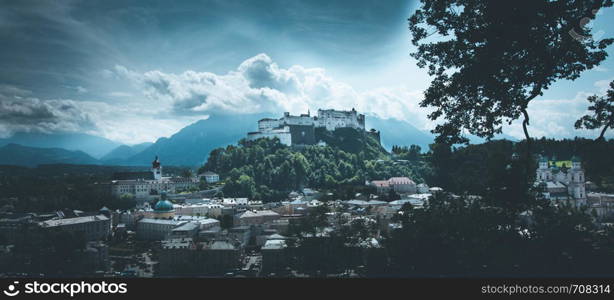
<box><xmin>154</xmin><ymin>200</ymin><xmax>174</xmax><ymax>212</ymax></box>
<box><xmin>571</xmin><ymin>155</ymin><xmax>581</xmax><ymax>163</ymax></box>
<box><xmin>538</xmin><ymin>155</ymin><xmax>548</xmax><ymax>163</ymax></box>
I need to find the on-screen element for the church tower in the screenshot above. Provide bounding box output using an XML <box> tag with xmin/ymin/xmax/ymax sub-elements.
<box><xmin>151</xmin><ymin>156</ymin><xmax>162</xmax><ymax>180</ymax></box>
<box><xmin>567</xmin><ymin>155</ymin><xmax>586</xmax><ymax>203</ymax></box>
<box><xmin>536</xmin><ymin>155</ymin><xmax>551</xmax><ymax>181</ymax></box>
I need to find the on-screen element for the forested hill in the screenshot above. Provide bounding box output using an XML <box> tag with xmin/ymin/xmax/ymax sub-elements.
<box><xmin>200</xmin><ymin>128</ymin><xmax>431</xmax><ymax>201</ymax></box>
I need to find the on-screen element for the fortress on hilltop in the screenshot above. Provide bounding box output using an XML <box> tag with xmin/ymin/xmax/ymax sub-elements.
<box><xmin>247</xmin><ymin>108</ymin><xmax>367</xmax><ymax>146</ymax></box>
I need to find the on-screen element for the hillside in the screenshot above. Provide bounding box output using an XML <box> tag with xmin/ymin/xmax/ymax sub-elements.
<box><xmin>0</xmin><ymin>144</ymin><xmax>100</xmax><ymax>167</ymax></box>
<box><xmin>201</xmin><ymin>128</ymin><xmax>428</xmax><ymax>201</ymax></box>
<box><xmin>314</xmin><ymin>127</ymin><xmax>388</xmax><ymax>159</ymax></box>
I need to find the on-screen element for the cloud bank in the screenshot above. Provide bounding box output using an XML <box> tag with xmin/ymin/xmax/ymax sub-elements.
<box><xmin>0</xmin><ymin>85</ymin><xmax>96</xmax><ymax>138</ymax></box>
<box><xmin>1</xmin><ymin>54</ymin><xmax>611</xmax><ymax>144</ymax></box>
<box><xmin>114</xmin><ymin>53</ymin><xmax>433</xmax><ymax>130</ymax></box>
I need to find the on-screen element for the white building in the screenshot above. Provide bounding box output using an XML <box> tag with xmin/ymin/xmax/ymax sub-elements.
<box><xmin>174</xmin><ymin>203</ymin><xmax>224</xmax><ymax>218</ymax></box>
<box><xmin>315</xmin><ymin>108</ymin><xmax>365</xmax><ymax>131</ymax></box>
<box><xmin>587</xmin><ymin>192</ymin><xmax>614</xmax><ymax>218</ymax></box>
<box><xmin>535</xmin><ymin>155</ymin><xmax>586</xmax><ymax>205</ymax></box>
<box><xmin>222</xmin><ymin>198</ymin><xmax>249</xmax><ymax>208</ymax></box>
<box><xmin>199</xmin><ymin>171</ymin><xmax>220</xmax><ymax>184</ymax></box>
<box><xmin>247</xmin><ymin>108</ymin><xmax>366</xmax><ymax>146</ymax></box>
<box><xmin>247</xmin><ymin>126</ymin><xmax>292</xmax><ymax>146</ymax></box>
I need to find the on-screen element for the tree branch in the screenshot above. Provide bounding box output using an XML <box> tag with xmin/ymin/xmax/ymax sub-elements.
<box><xmin>521</xmin><ymin>108</ymin><xmax>531</xmax><ymax>143</ymax></box>
<box><xmin>598</xmin><ymin>117</ymin><xmax>613</xmax><ymax>140</ymax></box>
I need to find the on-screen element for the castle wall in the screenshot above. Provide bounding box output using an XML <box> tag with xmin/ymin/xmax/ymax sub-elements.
<box><xmin>258</xmin><ymin>119</ymin><xmax>280</xmax><ymax>131</ymax></box>
<box><xmin>289</xmin><ymin>125</ymin><xmax>316</xmax><ymax>145</ymax></box>
<box><xmin>251</xmin><ymin>109</ymin><xmax>366</xmax><ymax>145</ymax></box>
<box><xmin>247</xmin><ymin>126</ymin><xmax>292</xmax><ymax>146</ymax></box>
<box><xmin>316</xmin><ymin>109</ymin><xmax>365</xmax><ymax>131</ymax></box>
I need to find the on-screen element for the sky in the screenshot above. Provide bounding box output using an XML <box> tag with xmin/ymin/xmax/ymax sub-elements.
<box><xmin>0</xmin><ymin>0</ymin><xmax>613</xmax><ymax>145</ymax></box>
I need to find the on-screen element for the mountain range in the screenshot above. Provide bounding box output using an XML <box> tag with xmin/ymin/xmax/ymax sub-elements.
<box><xmin>100</xmin><ymin>142</ymin><xmax>153</xmax><ymax>163</ymax></box>
<box><xmin>0</xmin><ymin>132</ymin><xmax>120</xmax><ymax>159</ymax></box>
<box><xmin>0</xmin><ymin>143</ymin><xmax>99</xmax><ymax>167</ymax></box>
<box><xmin>0</xmin><ymin>113</ymin><xmax>516</xmax><ymax>167</ymax></box>
<box><xmin>121</xmin><ymin>113</ymin><xmax>268</xmax><ymax>166</ymax></box>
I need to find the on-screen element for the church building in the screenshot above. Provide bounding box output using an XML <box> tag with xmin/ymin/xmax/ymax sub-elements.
<box><xmin>535</xmin><ymin>155</ymin><xmax>586</xmax><ymax>205</ymax></box>
<box><xmin>110</xmin><ymin>156</ymin><xmax>199</xmax><ymax>200</ymax></box>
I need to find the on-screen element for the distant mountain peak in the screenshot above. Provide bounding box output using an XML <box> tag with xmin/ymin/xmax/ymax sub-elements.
<box><xmin>0</xmin><ymin>143</ymin><xmax>99</xmax><ymax>167</ymax></box>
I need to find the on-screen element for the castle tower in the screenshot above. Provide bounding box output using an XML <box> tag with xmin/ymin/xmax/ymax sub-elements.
<box><xmin>152</xmin><ymin>156</ymin><xmax>162</xmax><ymax>180</ymax></box>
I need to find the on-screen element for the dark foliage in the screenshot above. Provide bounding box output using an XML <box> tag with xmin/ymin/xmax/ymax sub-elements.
<box><xmin>575</xmin><ymin>80</ymin><xmax>614</xmax><ymax>140</ymax></box>
<box><xmin>409</xmin><ymin>0</ymin><xmax>613</xmax><ymax>146</ymax></box>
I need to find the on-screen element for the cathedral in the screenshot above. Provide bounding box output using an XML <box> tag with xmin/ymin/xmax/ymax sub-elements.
<box><xmin>535</xmin><ymin>155</ymin><xmax>586</xmax><ymax>205</ymax></box>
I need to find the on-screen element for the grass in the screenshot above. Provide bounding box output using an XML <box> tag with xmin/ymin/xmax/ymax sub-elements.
<box><xmin>550</xmin><ymin>160</ymin><xmax>572</xmax><ymax>168</ymax></box>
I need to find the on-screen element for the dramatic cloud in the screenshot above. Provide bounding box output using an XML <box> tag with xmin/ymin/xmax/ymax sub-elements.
<box><xmin>507</xmin><ymin>80</ymin><xmax>614</xmax><ymax>140</ymax></box>
<box><xmin>114</xmin><ymin>53</ymin><xmax>614</xmax><ymax>141</ymax></box>
<box><xmin>1</xmin><ymin>1</ymin><xmax>612</xmax><ymax>144</ymax></box>
<box><xmin>115</xmin><ymin>53</ymin><xmax>434</xmax><ymax>130</ymax></box>
<box><xmin>0</xmin><ymin>84</ymin><xmax>194</xmax><ymax>144</ymax></box>
<box><xmin>2</xmin><ymin>52</ymin><xmax>612</xmax><ymax>145</ymax></box>
<box><xmin>0</xmin><ymin>85</ymin><xmax>97</xmax><ymax>138</ymax></box>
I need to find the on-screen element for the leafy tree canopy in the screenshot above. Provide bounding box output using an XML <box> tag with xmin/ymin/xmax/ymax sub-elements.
<box><xmin>409</xmin><ymin>0</ymin><xmax>613</xmax><ymax>144</ymax></box>
<box><xmin>575</xmin><ymin>80</ymin><xmax>614</xmax><ymax>140</ymax></box>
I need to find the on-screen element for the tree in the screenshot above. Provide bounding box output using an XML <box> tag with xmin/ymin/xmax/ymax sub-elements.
<box><xmin>575</xmin><ymin>80</ymin><xmax>614</xmax><ymax>140</ymax></box>
<box><xmin>219</xmin><ymin>214</ymin><xmax>233</xmax><ymax>229</ymax></box>
<box><xmin>181</xmin><ymin>169</ymin><xmax>193</xmax><ymax>179</ymax></box>
<box><xmin>409</xmin><ymin>0</ymin><xmax>613</xmax><ymax>154</ymax></box>
<box><xmin>386</xmin><ymin>189</ymin><xmax>401</xmax><ymax>201</ymax></box>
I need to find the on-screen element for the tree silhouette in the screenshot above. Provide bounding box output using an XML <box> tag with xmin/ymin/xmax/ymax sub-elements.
<box><xmin>575</xmin><ymin>80</ymin><xmax>614</xmax><ymax>140</ymax></box>
<box><xmin>409</xmin><ymin>0</ymin><xmax>613</xmax><ymax>157</ymax></box>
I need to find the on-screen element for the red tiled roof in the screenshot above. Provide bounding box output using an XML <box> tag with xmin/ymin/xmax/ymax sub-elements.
<box><xmin>371</xmin><ymin>180</ymin><xmax>390</xmax><ymax>187</ymax></box>
<box><xmin>388</xmin><ymin>177</ymin><xmax>415</xmax><ymax>185</ymax></box>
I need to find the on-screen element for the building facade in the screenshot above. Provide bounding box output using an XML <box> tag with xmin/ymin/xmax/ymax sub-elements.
<box><xmin>158</xmin><ymin>239</ymin><xmax>239</xmax><ymax>276</ymax></box>
<box><xmin>369</xmin><ymin>177</ymin><xmax>417</xmax><ymax>194</ymax></box>
<box><xmin>199</xmin><ymin>171</ymin><xmax>220</xmax><ymax>183</ymax></box>
<box><xmin>234</xmin><ymin>210</ymin><xmax>281</xmax><ymax>226</ymax></box>
<box><xmin>247</xmin><ymin>108</ymin><xmax>366</xmax><ymax>146</ymax></box>
<box><xmin>388</xmin><ymin>177</ymin><xmax>417</xmax><ymax>194</ymax></box>
<box><xmin>136</xmin><ymin>219</ymin><xmax>182</xmax><ymax>240</ymax></box>
<box><xmin>535</xmin><ymin>155</ymin><xmax>586</xmax><ymax>205</ymax></box>
<box><xmin>39</xmin><ymin>215</ymin><xmax>111</xmax><ymax>241</ymax></box>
